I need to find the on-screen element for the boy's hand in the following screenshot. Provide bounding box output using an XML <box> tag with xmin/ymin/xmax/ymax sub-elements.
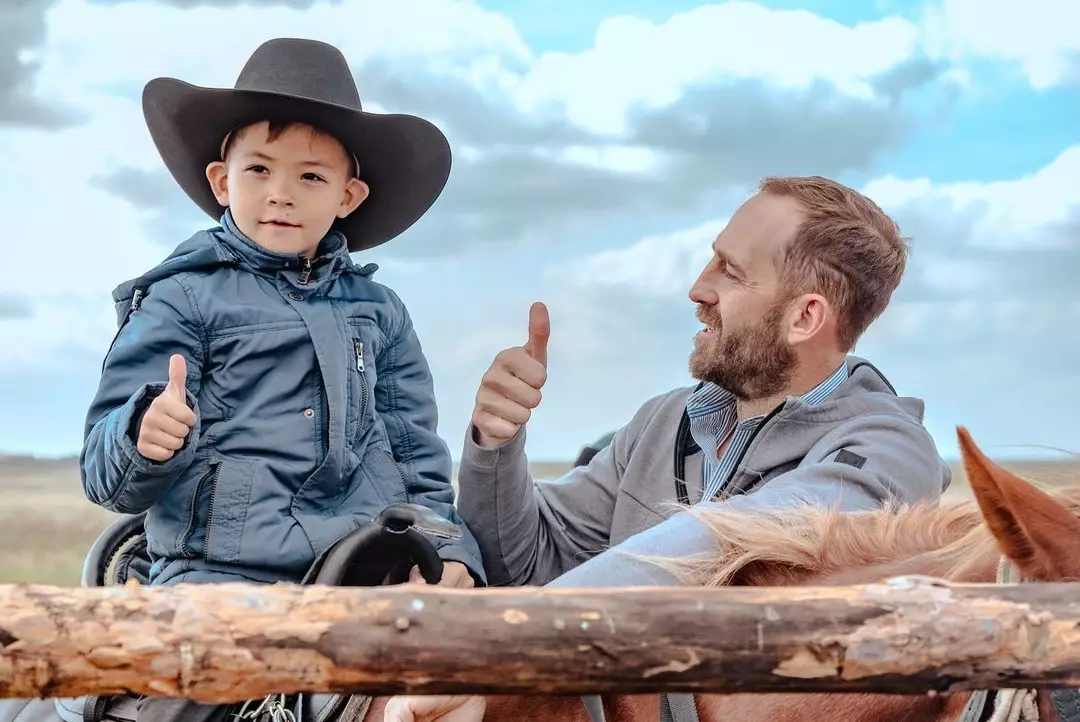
<box><xmin>409</xmin><ymin>561</ymin><xmax>475</xmax><ymax>588</ymax></box>
<box><xmin>137</xmin><ymin>354</ymin><xmax>197</xmax><ymax>462</ymax></box>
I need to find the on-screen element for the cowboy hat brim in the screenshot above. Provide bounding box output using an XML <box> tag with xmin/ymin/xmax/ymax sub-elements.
<box><xmin>142</xmin><ymin>76</ymin><xmax>451</xmax><ymax>253</ymax></box>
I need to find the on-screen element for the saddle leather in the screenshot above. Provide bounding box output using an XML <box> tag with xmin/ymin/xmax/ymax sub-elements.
<box><xmin>79</xmin><ymin>512</ymin><xmax>147</xmax><ymax>588</ymax></box>
<box><xmin>305</xmin><ymin>503</ymin><xmax>456</xmax><ymax>587</ymax></box>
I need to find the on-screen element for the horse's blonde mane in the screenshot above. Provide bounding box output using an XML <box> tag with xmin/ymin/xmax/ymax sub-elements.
<box><xmin>656</xmin><ymin>485</ymin><xmax>1080</xmax><ymax>588</ymax></box>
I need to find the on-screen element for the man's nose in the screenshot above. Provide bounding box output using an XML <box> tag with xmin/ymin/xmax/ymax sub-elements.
<box><xmin>689</xmin><ymin>274</ymin><xmax>718</xmax><ymax>306</ymax></box>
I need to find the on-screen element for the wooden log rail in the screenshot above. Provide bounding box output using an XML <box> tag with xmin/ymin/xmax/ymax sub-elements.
<box><xmin>1</xmin><ymin>576</ymin><xmax>1080</xmax><ymax>702</ymax></box>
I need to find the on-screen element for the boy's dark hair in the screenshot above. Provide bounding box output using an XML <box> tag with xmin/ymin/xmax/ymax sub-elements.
<box><xmin>221</xmin><ymin>119</ymin><xmax>358</xmax><ymax>177</ymax></box>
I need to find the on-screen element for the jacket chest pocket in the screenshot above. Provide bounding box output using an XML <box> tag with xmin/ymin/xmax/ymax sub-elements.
<box><xmin>346</xmin><ymin>321</ymin><xmax>381</xmax><ymax>445</ymax></box>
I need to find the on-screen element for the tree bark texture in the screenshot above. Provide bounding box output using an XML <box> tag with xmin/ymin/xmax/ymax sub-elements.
<box><xmin>1</xmin><ymin>576</ymin><xmax>1079</xmax><ymax>702</ymax></box>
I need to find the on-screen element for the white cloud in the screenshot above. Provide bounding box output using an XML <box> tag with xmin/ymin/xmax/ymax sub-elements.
<box><xmin>922</xmin><ymin>0</ymin><xmax>1080</xmax><ymax>88</ymax></box>
<box><xmin>515</xmin><ymin>3</ymin><xmax>923</xmax><ymax>133</ymax></box>
<box><xmin>35</xmin><ymin>0</ymin><xmax>932</xmax><ymax>142</ymax></box>
<box><xmin>36</xmin><ymin>0</ymin><xmax>529</xmax><ymax>104</ymax></box>
<box><xmin>0</xmin><ymin>99</ymin><xmax>188</xmax><ymax>370</ymax></box>
<box><xmin>916</xmin><ymin>256</ymin><xmax>997</xmax><ymax>294</ymax></box>
<box><xmin>863</xmin><ymin>145</ymin><xmax>1080</xmax><ymax>250</ymax></box>
<box><xmin>558</xmin><ymin>218</ymin><xmax>724</xmax><ymax>297</ymax></box>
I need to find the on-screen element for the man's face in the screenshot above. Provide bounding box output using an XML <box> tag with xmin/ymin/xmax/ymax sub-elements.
<box><xmin>687</xmin><ymin>192</ymin><xmax>804</xmax><ymax>400</ymax></box>
<box><xmin>205</xmin><ymin>121</ymin><xmax>368</xmax><ymax>256</ymax></box>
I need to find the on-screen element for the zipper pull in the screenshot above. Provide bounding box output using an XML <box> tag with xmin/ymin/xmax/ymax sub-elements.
<box><xmin>354</xmin><ymin>340</ymin><xmax>365</xmax><ymax>372</ymax></box>
<box><xmin>298</xmin><ymin>258</ymin><xmax>313</xmax><ymax>285</ymax></box>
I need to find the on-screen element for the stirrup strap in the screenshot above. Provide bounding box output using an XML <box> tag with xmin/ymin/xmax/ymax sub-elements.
<box><xmin>581</xmin><ymin>693</ymin><xmax>700</xmax><ymax>722</ymax></box>
<box><xmin>659</xmin><ymin>693</ymin><xmax>699</xmax><ymax>722</ymax></box>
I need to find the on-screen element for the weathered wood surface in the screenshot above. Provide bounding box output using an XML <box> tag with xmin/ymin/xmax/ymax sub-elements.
<box><xmin>1</xmin><ymin>576</ymin><xmax>1080</xmax><ymax>702</ymax></box>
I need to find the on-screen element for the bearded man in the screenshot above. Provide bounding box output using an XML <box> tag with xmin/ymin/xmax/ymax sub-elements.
<box><xmin>455</xmin><ymin>175</ymin><xmax>952</xmax><ymax>592</ymax></box>
<box><xmin>382</xmin><ymin>175</ymin><xmax>956</xmax><ymax>722</ymax></box>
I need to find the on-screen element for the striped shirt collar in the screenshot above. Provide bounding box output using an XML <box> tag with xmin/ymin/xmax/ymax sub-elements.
<box><xmin>687</xmin><ymin>359</ymin><xmax>850</xmax><ymax>423</ymax></box>
<box><xmin>686</xmin><ymin>360</ymin><xmax>850</xmax><ymax>501</ymax></box>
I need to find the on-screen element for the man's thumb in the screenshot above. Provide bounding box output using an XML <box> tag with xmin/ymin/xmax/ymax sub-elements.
<box><xmin>166</xmin><ymin>354</ymin><xmax>187</xmax><ymax>400</ymax></box>
<box><xmin>523</xmin><ymin>301</ymin><xmax>550</xmax><ymax>367</ymax></box>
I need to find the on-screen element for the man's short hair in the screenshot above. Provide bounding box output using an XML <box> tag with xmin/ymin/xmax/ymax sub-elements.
<box><xmin>760</xmin><ymin>175</ymin><xmax>908</xmax><ymax>351</ymax></box>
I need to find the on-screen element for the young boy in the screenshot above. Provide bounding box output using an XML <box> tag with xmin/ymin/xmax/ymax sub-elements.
<box><xmin>79</xmin><ymin>38</ymin><xmax>484</xmax><ymax>596</ymax></box>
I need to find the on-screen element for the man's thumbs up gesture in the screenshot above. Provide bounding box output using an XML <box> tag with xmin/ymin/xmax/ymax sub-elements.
<box><xmin>471</xmin><ymin>302</ymin><xmax>550</xmax><ymax>449</ymax></box>
<box><xmin>137</xmin><ymin>354</ymin><xmax>198</xmax><ymax>462</ymax></box>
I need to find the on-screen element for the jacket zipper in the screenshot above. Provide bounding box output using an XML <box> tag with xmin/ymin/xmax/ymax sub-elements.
<box><xmin>353</xmin><ymin>339</ymin><xmax>365</xmax><ymax>372</ymax></box>
<box><xmin>298</xmin><ymin>257</ymin><xmax>313</xmax><ymax>285</ymax></box>
<box><xmin>130</xmin><ymin>288</ymin><xmax>144</xmax><ymax>312</ymax></box>
<box><xmin>181</xmin><ymin>463</ymin><xmax>219</xmax><ymax>556</ymax></box>
<box><xmin>712</xmin><ymin>401</ymin><xmax>786</xmax><ymax>502</ymax></box>
<box><xmin>204</xmin><ymin>463</ymin><xmax>221</xmax><ymax>556</ymax></box>
<box><xmin>354</xmin><ymin>339</ymin><xmax>368</xmax><ymax>435</ymax></box>
<box><xmin>100</xmin><ymin>288</ymin><xmax>145</xmax><ymax>373</ymax></box>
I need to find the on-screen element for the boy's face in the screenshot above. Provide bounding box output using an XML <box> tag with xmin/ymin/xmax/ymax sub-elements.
<box><xmin>205</xmin><ymin>121</ymin><xmax>368</xmax><ymax>256</ymax></box>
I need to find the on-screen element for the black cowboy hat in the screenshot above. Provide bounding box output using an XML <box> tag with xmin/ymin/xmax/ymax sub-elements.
<box><xmin>141</xmin><ymin>37</ymin><xmax>451</xmax><ymax>253</ymax></box>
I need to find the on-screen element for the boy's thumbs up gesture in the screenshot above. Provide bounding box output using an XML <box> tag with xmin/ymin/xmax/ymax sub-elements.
<box><xmin>137</xmin><ymin>354</ymin><xmax>198</xmax><ymax>462</ymax></box>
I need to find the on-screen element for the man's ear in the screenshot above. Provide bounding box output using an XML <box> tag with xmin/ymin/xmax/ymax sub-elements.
<box><xmin>785</xmin><ymin>293</ymin><xmax>831</xmax><ymax>346</ymax></box>
<box><xmin>205</xmin><ymin>161</ymin><xmax>230</xmax><ymax>207</ymax></box>
<box><xmin>338</xmin><ymin>177</ymin><xmax>370</xmax><ymax>219</ymax></box>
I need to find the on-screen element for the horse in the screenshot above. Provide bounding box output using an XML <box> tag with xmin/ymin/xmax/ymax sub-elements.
<box><xmin>369</xmin><ymin>426</ymin><xmax>1080</xmax><ymax>722</ymax></box>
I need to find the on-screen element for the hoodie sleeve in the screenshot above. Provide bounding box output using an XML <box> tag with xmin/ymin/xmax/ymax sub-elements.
<box><xmin>544</xmin><ymin>410</ymin><xmax>950</xmax><ymax>589</ymax></box>
<box><xmin>80</xmin><ymin>276</ymin><xmax>204</xmax><ymax>515</ymax></box>
<box><xmin>375</xmin><ymin>290</ymin><xmax>486</xmax><ymax>585</ymax></box>
<box><xmin>714</xmin><ymin>408</ymin><xmax>952</xmax><ymax>515</ymax></box>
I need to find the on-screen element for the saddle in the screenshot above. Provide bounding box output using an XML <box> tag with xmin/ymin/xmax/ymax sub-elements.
<box><xmin>54</xmin><ymin>503</ymin><xmax>461</xmax><ymax>722</ymax></box>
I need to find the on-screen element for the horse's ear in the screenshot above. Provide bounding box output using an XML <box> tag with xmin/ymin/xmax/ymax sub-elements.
<box><xmin>957</xmin><ymin>426</ymin><xmax>1080</xmax><ymax>581</ymax></box>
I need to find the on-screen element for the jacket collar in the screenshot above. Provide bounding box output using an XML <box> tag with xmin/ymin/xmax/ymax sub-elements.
<box><xmin>217</xmin><ymin>209</ymin><xmax>357</xmax><ymax>290</ymax></box>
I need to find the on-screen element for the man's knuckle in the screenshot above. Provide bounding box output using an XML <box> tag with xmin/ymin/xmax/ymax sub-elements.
<box><xmin>478</xmin><ymin>388</ymin><xmax>503</xmax><ymax>408</ymax></box>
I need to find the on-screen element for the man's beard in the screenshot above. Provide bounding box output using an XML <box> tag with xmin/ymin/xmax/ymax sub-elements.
<box><xmin>688</xmin><ymin>301</ymin><xmax>796</xmax><ymax>401</ymax></box>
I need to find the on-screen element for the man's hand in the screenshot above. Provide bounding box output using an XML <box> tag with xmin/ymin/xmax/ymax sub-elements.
<box><xmin>136</xmin><ymin>354</ymin><xmax>197</xmax><ymax>462</ymax></box>
<box><xmin>382</xmin><ymin>694</ymin><xmax>486</xmax><ymax>722</ymax></box>
<box><xmin>410</xmin><ymin>561</ymin><xmax>475</xmax><ymax>588</ymax></box>
<box><xmin>471</xmin><ymin>301</ymin><xmax>549</xmax><ymax>449</ymax></box>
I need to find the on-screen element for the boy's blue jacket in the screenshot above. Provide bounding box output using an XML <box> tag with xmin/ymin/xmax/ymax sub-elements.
<box><xmin>80</xmin><ymin>211</ymin><xmax>484</xmax><ymax>586</ymax></box>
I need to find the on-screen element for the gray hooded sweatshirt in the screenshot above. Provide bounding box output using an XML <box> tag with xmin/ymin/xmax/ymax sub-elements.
<box><xmin>456</xmin><ymin>356</ymin><xmax>952</xmax><ymax>589</ymax></box>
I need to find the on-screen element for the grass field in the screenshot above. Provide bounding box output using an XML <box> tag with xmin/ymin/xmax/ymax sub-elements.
<box><xmin>1</xmin><ymin>455</ymin><xmax>1076</xmax><ymax>586</ymax></box>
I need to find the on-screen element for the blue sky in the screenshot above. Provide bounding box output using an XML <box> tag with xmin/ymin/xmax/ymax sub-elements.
<box><xmin>0</xmin><ymin>0</ymin><xmax>1077</xmax><ymax>464</ymax></box>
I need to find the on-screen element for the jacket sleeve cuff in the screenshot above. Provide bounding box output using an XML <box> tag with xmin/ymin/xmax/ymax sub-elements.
<box><xmin>432</xmin><ymin>537</ymin><xmax>488</xmax><ymax>587</ymax></box>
